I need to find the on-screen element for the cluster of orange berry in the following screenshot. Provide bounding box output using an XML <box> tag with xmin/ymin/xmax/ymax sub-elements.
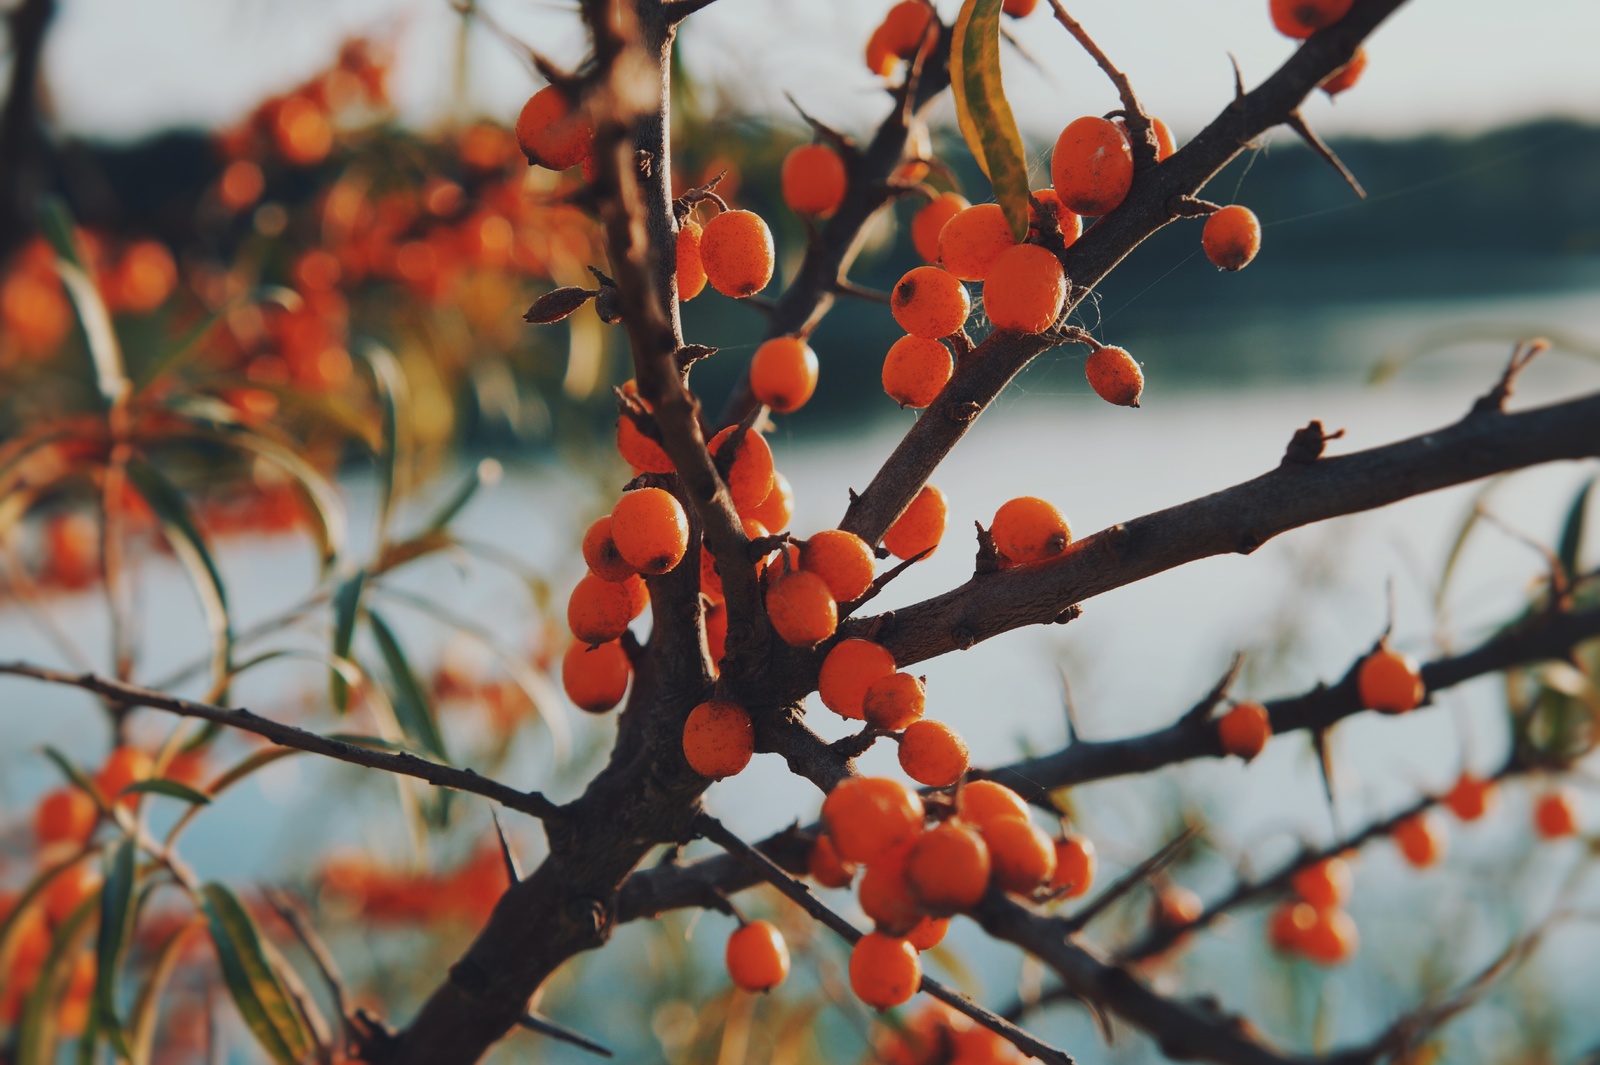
<box><xmin>1268</xmin><ymin>855</ymin><xmax>1359</xmax><ymax>964</ymax></box>
<box><xmin>870</xmin><ymin>1000</ymin><xmax>1031</xmax><ymax>1065</ymax></box>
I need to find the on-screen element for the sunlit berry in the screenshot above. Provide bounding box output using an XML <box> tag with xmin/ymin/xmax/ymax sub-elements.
<box><xmin>882</xmin><ymin>335</ymin><xmax>953</xmax><ymax>409</ymax></box>
<box><xmin>905</xmin><ymin>914</ymin><xmax>949</xmax><ymax>951</ymax></box>
<box><xmin>750</xmin><ymin>336</ymin><xmax>820</xmax><ymax>413</ymax></box>
<box><xmin>726</xmin><ymin>920</ymin><xmax>790</xmax><ymax>992</ymax></box>
<box><xmin>891</xmin><ymin>266</ymin><xmax>970</xmax><ymax>340</ymax></box>
<box><xmin>766</xmin><ymin>570</ymin><xmax>838</xmax><ymax>647</ymax></box>
<box><xmin>1085</xmin><ymin>344</ymin><xmax>1145</xmax><ymax>408</ymax></box>
<box><xmin>897</xmin><ymin>719</ymin><xmax>969</xmax><ymax>788</ymax></box>
<box><xmin>906</xmin><ymin>820</ymin><xmax>990</xmax><ymax>912</ymax></box>
<box><xmin>782</xmin><ymin>144</ymin><xmax>848</xmax><ymax>217</ymax></box>
<box><xmin>809</xmin><ymin>833</ymin><xmax>858</xmax><ymax>889</ymax></box>
<box><xmin>677</xmin><ymin>220</ymin><xmax>708</xmax><ymax>301</ymax></box>
<box><xmin>1357</xmin><ymin>646</ymin><xmax>1424</xmax><ymax>714</ymax></box>
<box><xmin>682</xmin><ymin>699</ymin><xmax>755</xmax><ymax>778</ymax></box>
<box><xmin>611</xmin><ymin>487</ymin><xmax>689</xmax><ymax>575</ymax></box>
<box><xmin>567</xmin><ymin>572</ymin><xmax>648</xmax><ymax>644</ymax></box>
<box><xmin>700</xmin><ymin>209</ymin><xmax>776</xmax><ymax>298</ymax></box>
<box><xmin>561</xmin><ymin>640</ymin><xmax>631</xmax><ymax>713</ymax></box>
<box><xmin>822</xmin><ymin>776</ymin><xmax>925</xmax><ymax>864</ymax></box>
<box><xmin>744</xmin><ymin>470</ymin><xmax>795</xmax><ymax>532</ymax></box>
<box><xmin>983</xmin><ymin>244</ymin><xmax>1066</xmax><ymax>334</ymax></box>
<box><xmin>850</xmin><ymin>932</ymin><xmax>921</xmax><ymax>1010</ymax></box>
<box><xmin>1050</xmin><ymin>116</ymin><xmax>1133</xmax><ymax>217</ymax></box>
<box><xmin>883</xmin><ymin>484</ymin><xmax>947</xmax><ymax>560</ymax></box>
<box><xmin>863</xmin><ymin>672</ymin><xmax>926</xmax><ymax>732</ymax></box>
<box><xmin>1028</xmin><ymin>188</ymin><xmax>1082</xmax><ymax>247</ymax></box>
<box><xmin>982</xmin><ymin>816</ymin><xmax>1057</xmax><ymax>896</ymax></box>
<box><xmin>582</xmin><ymin>515</ymin><xmax>637</xmax><ymax>583</ymax></box>
<box><xmin>819</xmin><ymin>639</ymin><xmax>897</xmax><ymax>721</ymax></box>
<box><xmin>708</xmin><ymin>426</ymin><xmax>776</xmax><ymax>510</ymax></box>
<box><xmin>859</xmin><ymin>850</ymin><xmax>923</xmax><ymax>935</ymax></box>
<box><xmin>801</xmin><ymin>529</ymin><xmax>875</xmax><ymax>602</ymax></box>
<box><xmin>911</xmin><ymin>192</ymin><xmax>970</xmax><ymax>264</ymax></box>
<box><xmin>1202</xmin><ymin>205</ymin><xmax>1262</xmax><ymax>271</ymax></box>
<box><xmin>1050</xmin><ymin>833</ymin><xmax>1096</xmax><ymax>898</ymax></box>
<box><xmin>990</xmin><ymin>496</ymin><xmax>1071</xmax><ymax>564</ymax></box>
<box><xmin>938</xmin><ymin>203</ymin><xmax>1016</xmax><ymax>282</ymax></box>
<box><xmin>958</xmin><ymin>780</ymin><xmax>1031</xmax><ymax>829</ymax></box>
<box><xmin>515</xmin><ymin>85</ymin><xmax>593</xmax><ymax>170</ymax></box>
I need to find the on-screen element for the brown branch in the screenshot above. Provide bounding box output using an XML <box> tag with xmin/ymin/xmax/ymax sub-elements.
<box><xmin>0</xmin><ymin>0</ymin><xmax>55</xmax><ymax>261</ymax></box>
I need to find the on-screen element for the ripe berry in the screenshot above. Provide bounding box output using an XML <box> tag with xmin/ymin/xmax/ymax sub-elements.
<box><xmin>1202</xmin><ymin>205</ymin><xmax>1262</xmax><ymax>271</ymax></box>
<box><xmin>859</xmin><ymin>851</ymin><xmax>923</xmax><ymax>935</ymax></box>
<box><xmin>983</xmin><ymin>816</ymin><xmax>1057</xmax><ymax>895</ymax></box>
<box><xmin>617</xmin><ymin>420</ymin><xmax>674</xmax><ymax>476</ymax></box>
<box><xmin>515</xmin><ymin>86</ymin><xmax>593</xmax><ymax>171</ymax></box>
<box><xmin>34</xmin><ymin>787</ymin><xmax>97</xmax><ymax>846</ymax></box>
<box><xmin>1319</xmin><ymin>47</ymin><xmax>1368</xmax><ymax>97</ymax></box>
<box><xmin>567</xmin><ymin>572</ymin><xmax>648</xmax><ymax>644</ymax></box>
<box><xmin>1002</xmin><ymin>0</ymin><xmax>1038</xmax><ymax>15</ymax></box>
<box><xmin>822</xmin><ymin>777</ymin><xmax>925</xmax><ymax>863</ymax></box>
<box><xmin>1155</xmin><ymin>884</ymin><xmax>1203</xmax><ymax>928</ymax></box>
<box><xmin>938</xmin><ymin>204</ymin><xmax>1017</xmax><ymax>282</ymax></box>
<box><xmin>708</xmin><ymin>426</ymin><xmax>776</xmax><ymax>510</ymax></box>
<box><xmin>1050</xmin><ymin>117</ymin><xmax>1133</xmax><ymax>217</ymax></box>
<box><xmin>1050</xmin><ymin>833</ymin><xmax>1096</xmax><ymax>898</ymax></box>
<box><xmin>819</xmin><ymin>639</ymin><xmax>897</xmax><ymax>720</ymax></box>
<box><xmin>1218</xmin><ymin>701</ymin><xmax>1272</xmax><ymax>760</ymax></box>
<box><xmin>581</xmin><ymin>516</ymin><xmax>637</xmax><ymax>583</ymax></box>
<box><xmin>1027</xmin><ymin>189</ymin><xmax>1082</xmax><ymax>247</ymax></box>
<box><xmin>682</xmin><ymin>699</ymin><xmax>755</xmax><ymax>778</ymax></box>
<box><xmin>849</xmin><ymin>932</ymin><xmax>921</xmax><ymax>1010</ymax></box>
<box><xmin>882</xmin><ymin>335</ymin><xmax>954</xmax><ymax>409</ymax></box>
<box><xmin>750</xmin><ymin>336</ymin><xmax>820</xmax><ymax>413</ymax></box>
<box><xmin>1269</xmin><ymin>0</ymin><xmax>1355</xmax><ymax>39</ymax></box>
<box><xmin>865</xmin><ymin>25</ymin><xmax>898</xmax><ymax>78</ymax></box>
<box><xmin>1151</xmin><ymin>117</ymin><xmax>1177</xmax><ymax>161</ymax></box>
<box><xmin>782</xmin><ymin>144</ymin><xmax>848</xmax><ymax>217</ymax></box>
<box><xmin>1357</xmin><ymin>646</ymin><xmax>1424</xmax><ymax>714</ymax></box>
<box><xmin>610</xmin><ymin>488</ymin><xmax>689</xmax><ymax>575</ymax></box>
<box><xmin>96</xmin><ymin>747</ymin><xmax>154</xmax><ymax>808</ymax></box>
<box><xmin>744</xmin><ymin>471</ymin><xmax>795</xmax><ymax>531</ymax></box>
<box><xmin>958</xmin><ymin>780</ymin><xmax>1031</xmax><ymax>829</ymax></box>
<box><xmin>766</xmin><ymin>570</ymin><xmax>839</xmax><ymax>647</ymax></box>
<box><xmin>911</xmin><ymin>193</ymin><xmax>970</xmax><ymax>264</ymax></box>
<box><xmin>891</xmin><ymin>266</ymin><xmax>970</xmax><ymax>340</ymax></box>
<box><xmin>801</xmin><ymin>529</ymin><xmax>875</xmax><ymax>602</ymax></box>
<box><xmin>726</xmin><ymin>920</ymin><xmax>791</xmax><ymax>992</ymax></box>
<box><xmin>883</xmin><ymin>485</ymin><xmax>947</xmax><ymax>560</ymax></box>
<box><xmin>1085</xmin><ymin>344</ymin><xmax>1144</xmax><ymax>408</ymax></box>
<box><xmin>1268</xmin><ymin>900</ymin><xmax>1316</xmax><ymax>954</ymax></box>
<box><xmin>863</xmin><ymin>672</ymin><xmax>926</xmax><ymax>732</ymax></box>
<box><xmin>897</xmin><ymin>719</ymin><xmax>969</xmax><ymax>787</ymax></box>
<box><xmin>44</xmin><ymin>861</ymin><xmax>102</xmax><ymax>925</ymax></box>
<box><xmin>1534</xmin><ymin>787</ymin><xmax>1579</xmax><ymax>839</ymax></box>
<box><xmin>1393</xmin><ymin>811</ymin><xmax>1447</xmax><ymax>868</ymax></box>
<box><xmin>879</xmin><ymin>1</ymin><xmax>937</xmax><ymax>62</ymax></box>
<box><xmin>906</xmin><ymin>820</ymin><xmax>991</xmax><ymax>912</ymax></box>
<box><xmin>677</xmin><ymin>220</ymin><xmax>707</xmax><ymax>302</ymax></box>
<box><xmin>1444</xmin><ymin>773</ymin><xmax>1497</xmax><ymax>821</ymax></box>
<box><xmin>809</xmin><ymin>833</ymin><xmax>858</xmax><ymax>889</ymax></box>
<box><xmin>1299</xmin><ymin>906</ymin><xmax>1359</xmax><ymax>965</ymax></box>
<box><xmin>561</xmin><ymin>640</ymin><xmax>631</xmax><ymax>713</ymax></box>
<box><xmin>700</xmin><ymin>209</ymin><xmax>776</xmax><ymax>298</ymax></box>
<box><xmin>1290</xmin><ymin>856</ymin><xmax>1352</xmax><ymax>909</ymax></box>
<box><xmin>905</xmin><ymin>915</ymin><xmax>949</xmax><ymax>952</ymax></box>
<box><xmin>990</xmin><ymin>496</ymin><xmax>1071</xmax><ymax>564</ymax></box>
<box><xmin>983</xmin><ymin>244</ymin><xmax>1066</xmax><ymax>334</ymax></box>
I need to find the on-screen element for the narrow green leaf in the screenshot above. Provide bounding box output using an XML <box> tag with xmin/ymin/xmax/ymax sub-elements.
<box><xmin>330</xmin><ymin>568</ymin><xmax>368</xmax><ymax>712</ymax></box>
<box><xmin>42</xmin><ymin>745</ymin><xmax>114</xmax><ymax>815</ymax></box>
<box><xmin>41</xmin><ymin>196</ymin><xmax>130</xmax><ymax>407</ymax></box>
<box><xmin>361</xmin><ymin>343</ymin><xmax>409</xmax><ymax>550</ymax></box>
<box><xmin>200</xmin><ymin>883</ymin><xmax>314</xmax><ymax>1065</ymax></box>
<box><xmin>950</xmin><ymin>0</ymin><xmax>1032</xmax><ymax>239</ymax></box>
<box><xmin>1436</xmin><ymin>477</ymin><xmax>1504</xmax><ymax>612</ymax></box>
<box><xmin>129</xmin><ymin>917</ymin><xmax>202</xmax><ymax>1065</ymax></box>
<box><xmin>93</xmin><ymin>839</ymin><xmax>138</xmax><ymax>1057</ymax></box>
<box><xmin>1557</xmin><ymin>474</ymin><xmax>1596</xmax><ymax>580</ymax></box>
<box><xmin>121</xmin><ymin>778</ymin><xmax>211</xmax><ymax>805</ymax></box>
<box><xmin>39</xmin><ymin>195</ymin><xmax>86</xmax><ymax>266</ymax></box>
<box><xmin>367</xmin><ymin>609</ymin><xmax>449</xmax><ymax>763</ymax></box>
<box><xmin>17</xmin><ymin>887</ymin><xmax>100</xmax><ymax>1065</ymax></box>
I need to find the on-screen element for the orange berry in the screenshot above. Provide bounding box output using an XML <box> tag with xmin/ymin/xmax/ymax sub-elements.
<box><xmin>982</xmin><ymin>816</ymin><xmax>1057</xmax><ymax>896</ymax></box>
<box><xmin>1299</xmin><ymin>906</ymin><xmax>1359</xmax><ymax>965</ymax></box>
<box><xmin>1202</xmin><ymin>205</ymin><xmax>1262</xmax><ymax>271</ymax></box>
<box><xmin>1444</xmin><ymin>773</ymin><xmax>1497</xmax><ymax>822</ymax></box>
<box><xmin>891</xmin><ymin>266</ymin><xmax>970</xmax><ymax>340</ymax></box>
<box><xmin>882</xmin><ymin>335</ymin><xmax>954</xmax><ymax>409</ymax></box>
<box><xmin>272</xmin><ymin>96</ymin><xmax>332</xmax><ymax>166</ymax></box>
<box><xmin>44</xmin><ymin>861</ymin><xmax>101</xmax><ymax>925</ymax></box>
<box><xmin>1050</xmin><ymin>833</ymin><xmax>1096</xmax><ymax>898</ymax></box>
<box><xmin>617</xmin><ymin>415</ymin><xmax>675</xmax><ymax>475</ymax></box>
<box><xmin>819</xmin><ymin>639</ymin><xmax>897</xmax><ymax>720</ymax></box>
<box><xmin>1319</xmin><ymin>47</ymin><xmax>1368</xmax><ymax>97</ymax></box>
<box><xmin>938</xmin><ymin>203</ymin><xmax>1017</xmax><ymax>282</ymax></box>
<box><xmin>744</xmin><ymin>471</ymin><xmax>794</xmax><ymax>531</ymax></box>
<box><xmin>879</xmin><ymin>1</ymin><xmax>936</xmax><ymax>58</ymax></box>
<box><xmin>34</xmin><ymin>787</ymin><xmax>98</xmax><ymax>846</ymax></box>
<box><xmin>905</xmin><ymin>914</ymin><xmax>949</xmax><ymax>952</ymax></box>
<box><xmin>567</xmin><ymin>572</ymin><xmax>648</xmax><ymax>644</ymax></box>
<box><xmin>897</xmin><ymin>720</ymin><xmax>969</xmax><ymax>787</ymax></box>
<box><xmin>782</xmin><ymin>144</ymin><xmax>848</xmax><ymax>217</ymax></box>
<box><xmin>677</xmin><ymin>220</ymin><xmax>708</xmax><ymax>302</ymax></box>
<box><xmin>911</xmin><ymin>192</ymin><xmax>969</xmax><ymax>264</ymax></box>
<box><xmin>1290</xmin><ymin>856</ymin><xmax>1352</xmax><ymax>909</ymax></box>
<box><xmin>1357</xmin><ymin>646</ymin><xmax>1424</xmax><ymax>714</ymax></box>
<box><xmin>726</xmin><ymin>920</ymin><xmax>790</xmax><ymax>992</ymax></box>
<box><xmin>1534</xmin><ymin>787</ymin><xmax>1579</xmax><ymax>839</ymax></box>
<box><xmin>1156</xmin><ymin>884</ymin><xmax>1203</xmax><ymax>927</ymax></box>
<box><xmin>1218</xmin><ymin>701</ymin><xmax>1272</xmax><ymax>760</ymax></box>
<box><xmin>1393</xmin><ymin>811</ymin><xmax>1447</xmax><ymax>868</ymax></box>
<box><xmin>708</xmin><ymin>426</ymin><xmax>776</xmax><ymax>510</ymax></box>
<box><xmin>1151</xmin><ymin>117</ymin><xmax>1177</xmax><ymax>161</ymax></box>
<box><xmin>1028</xmin><ymin>188</ymin><xmax>1082</xmax><ymax>247</ymax></box>
<box><xmin>1002</xmin><ymin>0</ymin><xmax>1038</xmax><ymax>15</ymax></box>
<box><xmin>1268</xmin><ymin>899</ymin><xmax>1317</xmax><ymax>954</ymax></box>
<box><xmin>1084</xmin><ymin>344</ymin><xmax>1144</xmax><ymax>407</ymax></box>
<box><xmin>905</xmin><ymin>820</ymin><xmax>990</xmax><ymax>912</ymax></box>
<box><xmin>750</xmin><ymin>336</ymin><xmax>820</xmax><ymax>413</ymax></box>
<box><xmin>766</xmin><ymin>570</ymin><xmax>839</xmax><ymax>647</ymax></box>
<box><xmin>859</xmin><ymin>850</ymin><xmax>923</xmax><ymax>935</ymax></box>
<box><xmin>822</xmin><ymin>776</ymin><xmax>925</xmax><ymax>864</ymax></box>
<box><xmin>849</xmin><ymin>932</ymin><xmax>921</xmax><ymax>1010</ymax></box>
<box><xmin>1269</xmin><ymin>0</ymin><xmax>1354</xmax><ymax>39</ymax></box>
<box><xmin>990</xmin><ymin>496</ymin><xmax>1071</xmax><ymax>564</ymax></box>
<box><xmin>983</xmin><ymin>244</ymin><xmax>1066</xmax><ymax>334</ymax></box>
<box><xmin>1049</xmin><ymin>116</ymin><xmax>1134</xmax><ymax>217</ymax></box>
<box><xmin>801</xmin><ymin>529</ymin><xmax>875</xmax><ymax>602</ymax></box>
<box><xmin>561</xmin><ymin>640</ymin><xmax>631</xmax><ymax>713</ymax></box>
<box><xmin>611</xmin><ymin>487</ymin><xmax>690</xmax><ymax>575</ymax></box>
<box><xmin>682</xmin><ymin>699</ymin><xmax>755</xmax><ymax>778</ymax></box>
<box><xmin>582</xmin><ymin>515</ymin><xmax>637</xmax><ymax>582</ymax></box>
<box><xmin>700</xmin><ymin>209</ymin><xmax>775</xmax><ymax>298</ymax></box>
<box><xmin>809</xmin><ymin>833</ymin><xmax>858</xmax><ymax>889</ymax></box>
<box><xmin>883</xmin><ymin>484</ymin><xmax>947</xmax><ymax>561</ymax></box>
<box><xmin>96</xmin><ymin>746</ymin><xmax>154</xmax><ymax>807</ymax></box>
<box><xmin>958</xmin><ymin>780</ymin><xmax>1031</xmax><ymax>829</ymax></box>
<box><xmin>111</xmin><ymin>240</ymin><xmax>178</xmax><ymax>314</ymax></box>
<box><xmin>865</xmin><ymin>24</ymin><xmax>898</xmax><ymax>78</ymax></box>
<box><xmin>218</xmin><ymin>159</ymin><xmax>265</xmax><ymax>212</ymax></box>
<box><xmin>515</xmin><ymin>85</ymin><xmax>593</xmax><ymax>170</ymax></box>
<box><xmin>863</xmin><ymin>672</ymin><xmax>926</xmax><ymax>732</ymax></box>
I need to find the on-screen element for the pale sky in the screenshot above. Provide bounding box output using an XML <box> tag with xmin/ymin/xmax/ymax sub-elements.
<box><xmin>35</xmin><ymin>0</ymin><xmax>1600</xmax><ymax>144</ymax></box>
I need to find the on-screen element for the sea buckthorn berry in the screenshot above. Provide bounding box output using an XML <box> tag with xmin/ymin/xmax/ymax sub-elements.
<box><xmin>801</xmin><ymin>529</ymin><xmax>875</xmax><ymax>602</ymax></box>
<box><xmin>1393</xmin><ymin>811</ymin><xmax>1447</xmax><ymax>868</ymax></box>
<box><xmin>809</xmin><ymin>833</ymin><xmax>858</xmax><ymax>889</ymax></box>
<box><xmin>1050</xmin><ymin>116</ymin><xmax>1134</xmax><ymax>217</ymax></box>
<box><xmin>1319</xmin><ymin>47</ymin><xmax>1368</xmax><ymax>97</ymax></box>
<box><xmin>906</xmin><ymin>821</ymin><xmax>991</xmax><ymax>913</ymax></box>
<box><xmin>1534</xmin><ymin>787</ymin><xmax>1579</xmax><ymax>839</ymax></box>
<box><xmin>1268</xmin><ymin>900</ymin><xmax>1317</xmax><ymax>953</ymax></box>
<box><xmin>1218</xmin><ymin>701</ymin><xmax>1272</xmax><ymax>760</ymax></box>
<box><xmin>1027</xmin><ymin>189</ymin><xmax>1082</xmax><ymax>247</ymax></box>
<box><xmin>859</xmin><ymin>851</ymin><xmax>923</xmax><ymax>935</ymax></box>
<box><xmin>1357</xmin><ymin>646</ymin><xmax>1424</xmax><ymax>714</ymax></box>
<box><xmin>1299</xmin><ymin>906</ymin><xmax>1359</xmax><ymax>965</ymax></box>
<box><xmin>1269</xmin><ymin>0</ymin><xmax>1355</xmax><ymax>39</ymax></box>
<box><xmin>1444</xmin><ymin>772</ymin><xmax>1497</xmax><ymax>822</ymax></box>
<box><xmin>863</xmin><ymin>672</ymin><xmax>926</xmax><ymax>732</ymax></box>
<box><xmin>782</xmin><ymin>144</ymin><xmax>848</xmax><ymax>217</ymax></box>
<box><xmin>561</xmin><ymin>640</ymin><xmax>631</xmax><ymax>713</ymax></box>
<box><xmin>982</xmin><ymin>816</ymin><xmax>1057</xmax><ymax>896</ymax></box>
<box><xmin>44</xmin><ymin>861</ymin><xmax>102</xmax><ymax>925</ymax></box>
<box><xmin>1050</xmin><ymin>833</ymin><xmax>1096</xmax><ymax>898</ymax></box>
<box><xmin>581</xmin><ymin>516</ymin><xmax>637</xmax><ymax>583</ymax></box>
<box><xmin>1002</xmin><ymin>0</ymin><xmax>1038</xmax><ymax>15</ymax></box>
<box><xmin>938</xmin><ymin>204</ymin><xmax>1017</xmax><ymax>282</ymax></box>
<box><xmin>1085</xmin><ymin>344</ymin><xmax>1144</xmax><ymax>408</ymax></box>
<box><xmin>1291</xmin><ymin>856</ymin><xmax>1352</xmax><ymax>909</ymax></box>
<box><xmin>567</xmin><ymin>572</ymin><xmax>648</xmax><ymax>644</ymax></box>
<box><xmin>515</xmin><ymin>85</ymin><xmax>593</xmax><ymax>171</ymax></box>
<box><xmin>1202</xmin><ymin>205</ymin><xmax>1262</xmax><ymax>272</ymax></box>
<box><xmin>958</xmin><ymin>780</ymin><xmax>1031</xmax><ymax>829</ymax></box>
<box><xmin>677</xmin><ymin>220</ymin><xmax>707</xmax><ymax>302</ymax></box>
<box><xmin>96</xmin><ymin>747</ymin><xmax>154</xmax><ymax>808</ymax></box>
<box><xmin>822</xmin><ymin>777</ymin><xmax>925</xmax><ymax>864</ymax></box>
<box><xmin>850</xmin><ymin>932</ymin><xmax>922</xmax><ymax>1010</ymax></box>
<box><xmin>897</xmin><ymin>719</ymin><xmax>969</xmax><ymax>787</ymax></box>
<box><xmin>726</xmin><ymin>920</ymin><xmax>790</xmax><ymax>992</ymax></box>
<box><xmin>1151</xmin><ymin>117</ymin><xmax>1177</xmax><ymax>161</ymax></box>
<box><xmin>819</xmin><ymin>639</ymin><xmax>897</xmax><ymax>720</ymax></box>
<box><xmin>983</xmin><ymin>244</ymin><xmax>1066</xmax><ymax>334</ymax></box>
<box><xmin>35</xmin><ymin>787</ymin><xmax>97</xmax><ymax>846</ymax></box>
<box><xmin>891</xmin><ymin>266</ymin><xmax>970</xmax><ymax>340</ymax></box>
<box><xmin>744</xmin><ymin>471</ymin><xmax>794</xmax><ymax>531</ymax></box>
<box><xmin>911</xmin><ymin>193</ymin><xmax>970</xmax><ymax>264</ymax></box>
<box><xmin>111</xmin><ymin>241</ymin><xmax>178</xmax><ymax>314</ymax></box>
<box><xmin>766</xmin><ymin>570</ymin><xmax>838</xmax><ymax>647</ymax></box>
<box><xmin>879</xmin><ymin>1</ymin><xmax>936</xmax><ymax>59</ymax></box>
<box><xmin>883</xmin><ymin>484</ymin><xmax>947</xmax><ymax>561</ymax></box>
<box><xmin>750</xmin><ymin>336</ymin><xmax>820</xmax><ymax>414</ymax></box>
<box><xmin>906</xmin><ymin>915</ymin><xmax>949</xmax><ymax>952</ymax></box>
<box><xmin>700</xmin><ymin>209</ymin><xmax>775</xmax><ymax>298</ymax></box>
<box><xmin>708</xmin><ymin>426</ymin><xmax>776</xmax><ymax>510</ymax></box>
<box><xmin>990</xmin><ymin>496</ymin><xmax>1071</xmax><ymax>564</ymax></box>
<box><xmin>865</xmin><ymin>24</ymin><xmax>898</xmax><ymax>78</ymax></box>
<box><xmin>682</xmin><ymin>699</ymin><xmax>754</xmax><ymax>778</ymax></box>
<box><xmin>882</xmin><ymin>335</ymin><xmax>954</xmax><ymax>409</ymax></box>
<box><xmin>616</xmin><ymin>414</ymin><xmax>675</xmax><ymax>475</ymax></box>
<box><xmin>611</xmin><ymin>488</ymin><xmax>689</xmax><ymax>575</ymax></box>
<box><xmin>1156</xmin><ymin>885</ymin><xmax>1203</xmax><ymax>928</ymax></box>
